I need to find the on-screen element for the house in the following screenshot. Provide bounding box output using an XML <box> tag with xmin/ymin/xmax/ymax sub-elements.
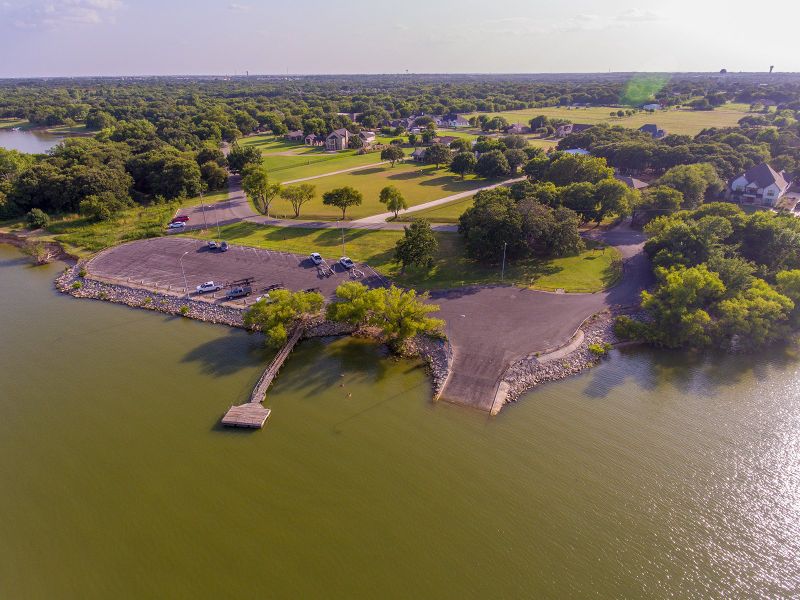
<box><xmin>642</xmin><ymin>103</ymin><xmax>663</xmax><ymax>111</ymax></box>
<box><xmin>505</xmin><ymin>123</ymin><xmax>528</xmax><ymax>135</ymax></box>
<box><xmin>336</xmin><ymin>112</ymin><xmax>362</xmax><ymax>122</ymax></box>
<box><xmin>555</xmin><ymin>123</ymin><xmax>592</xmax><ymax>138</ymax></box>
<box><xmin>411</xmin><ymin>148</ymin><xmax>426</xmax><ymax>162</ymax></box>
<box><xmin>615</xmin><ymin>174</ymin><xmax>649</xmax><ymax>190</ymax></box>
<box><xmin>285</xmin><ymin>130</ymin><xmax>304</xmax><ymax>142</ymax></box>
<box><xmin>639</xmin><ymin>124</ymin><xmax>667</xmax><ymax>139</ymax></box>
<box><xmin>728</xmin><ymin>162</ymin><xmax>791</xmax><ymax>207</ymax></box>
<box><xmin>305</xmin><ymin>134</ymin><xmax>323</xmax><ymax>146</ymax></box>
<box><xmin>443</xmin><ymin>115</ymin><xmax>471</xmax><ymax>128</ymax></box>
<box><xmin>325</xmin><ymin>128</ymin><xmax>351</xmax><ymax>151</ymax></box>
<box><xmin>358</xmin><ymin>130</ymin><xmax>377</xmax><ymax>144</ymax></box>
<box><xmin>433</xmin><ymin>135</ymin><xmax>457</xmax><ymax>147</ymax></box>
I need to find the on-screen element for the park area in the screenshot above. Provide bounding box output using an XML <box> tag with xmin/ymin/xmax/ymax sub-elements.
<box><xmin>466</xmin><ymin>103</ymin><xmax>754</xmax><ymax>136</ymax></box>
<box><xmin>265</xmin><ymin>161</ymin><xmax>497</xmax><ymax>220</ymax></box>
<box><xmin>187</xmin><ymin>222</ymin><xmax>621</xmax><ymax>292</ymax></box>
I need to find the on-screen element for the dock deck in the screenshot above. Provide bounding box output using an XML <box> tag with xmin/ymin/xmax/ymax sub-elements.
<box><xmin>221</xmin><ymin>403</ymin><xmax>271</xmax><ymax>428</ymax></box>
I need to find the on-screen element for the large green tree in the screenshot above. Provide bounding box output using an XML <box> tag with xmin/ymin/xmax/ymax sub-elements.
<box><xmin>280</xmin><ymin>183</ymin><xmax>316</xmax><ymax>217</ymax></box>
<box><xmin>243</xmin><ymin>289</ymin><xmax>324</xmax><ymax>347</ymax></box>
<box><xmin>322</xmin><ymin>186</ymin><xmax>363</xmax><ymax>220</ymax></box>
<box><xmin>395</xmin><ymin>218</ymin><xmax>438</xmax><ymax>273</ymax></box>
<box><xmin>379</xmin><ymin>185</ymin><xmax>408</xmax><ymax>218</ymax></box>
<box><xmin>241</xmin><ymin>165</ymin><xmax>281</xmax><ymax>216</ymax></box>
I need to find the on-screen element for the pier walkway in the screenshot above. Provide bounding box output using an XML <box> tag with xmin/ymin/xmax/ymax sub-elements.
<box><xmin>221</xmin><ymin>322</ymin><xmax>306</xmax><ymax>428</ymax></box>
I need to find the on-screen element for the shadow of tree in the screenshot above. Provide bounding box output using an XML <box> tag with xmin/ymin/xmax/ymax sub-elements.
<box><xmin>181</xmin><ymin>329</ymin><xmax>273</xmax><ymax>377</ymax></box>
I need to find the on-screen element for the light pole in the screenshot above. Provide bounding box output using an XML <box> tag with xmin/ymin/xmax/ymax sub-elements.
<box><xmin>179</xmin><ymin>251</ymin><xmax>190</xmax><ymax>300</ymax></box>
<box><xmin>338</xmin><ymin>221</ymin><xmax>346</xmax><ymax>256</ymax></box>
<box><xmin>501</xmin><ymin>242</ymin><xmax>507</xmax><ymax>282</ymax></box>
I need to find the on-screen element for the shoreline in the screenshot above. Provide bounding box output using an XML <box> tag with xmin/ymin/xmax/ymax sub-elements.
<box><xmin>54</xmin><ymin>261</ymin><xmax>455</xmax><ymax>397</ymax></box>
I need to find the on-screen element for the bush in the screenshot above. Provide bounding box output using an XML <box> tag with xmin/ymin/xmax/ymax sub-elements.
<box><xmin>26</xmin><ymin>208</ymin><xmax>50</xmax><ymax>229</ymax></box>
<box><xmin>613</xmin><ymin>315</ymin><xmax>647</xmax><ymax>340</ymax></box>
<box><xmin>78</xmin><ymin>267</ymin><xmax>87</xmax><ymax>277</ymax></box>
<box><xmin>588</xmin><ymin>342</ymin><xmax>612</xmax><ymax>357</ymax></box>
<box><xmin>179</xmin><ymin>305</ymin><xmax>190</xmax><ymax>316</ymax></box>
<box><xmin>71</xmin><ymin>281</ymin><xmax>83</xmax><ymax>290</ymax></box>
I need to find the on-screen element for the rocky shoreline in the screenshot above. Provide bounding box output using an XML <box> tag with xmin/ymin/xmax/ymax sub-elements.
<box><xmin>55</xmin><ymin>262</ymin><xmax>454</xmax><ymax>396</ymax></box>
<box><xmin>494</xmin><ymin>309</ymin><xmax>646</xmax><ymax>412</ymax></box>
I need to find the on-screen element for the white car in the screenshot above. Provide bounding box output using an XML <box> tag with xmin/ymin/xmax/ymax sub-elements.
<box><xmin>339</xmin><ymin>256</ymin><xmax>355</xmax><ymax>270</ymax></box>
<box><xmin>167</xmin><ymin>221</ymin><xmax>186</xmax><ymax>230</ymax></box>
<box><xmin>196</xmin><ymin>281</ymin><xmax>222</xmax><ymax>294</ymax></box>
<box><xmin>254</xmin><ymin>294</ymin><xmax>271</xmax><ymax>303</ymax></box>
<box><xmin>310</xmin><ymin>252</ymin><xmax>323</xmax><ymax>265</ymax></box>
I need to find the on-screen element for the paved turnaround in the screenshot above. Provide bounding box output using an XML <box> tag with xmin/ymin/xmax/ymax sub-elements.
<box><xmin>85</xmin><ymin>223</ymin><xmax>651</xmax><ymax>413</ymax></box>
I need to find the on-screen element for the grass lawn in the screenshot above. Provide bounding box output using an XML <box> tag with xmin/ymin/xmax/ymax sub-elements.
<box><xmin>267</xmin><ymin>150</ymin><xmax>400</xmax><ymax>182</ymax></box>
<box><xmin>396</xmin><ymin>197</ymin><xmax>474</xmax><ymax>223</ymax></box>
<box><xmin>187</xmin><ymin>222</ymin><xmax>621</xmax><ymax>292</ymax></box>
<box><xmin>270</xmin><ymin>162</ymin><xmax>494</xmax><ymax>220</ymax></box>
<box><xmin>464</xmin><ymin>103</ymin><xmax>752</xmax><ymax>136</ymax></box>
<box><xmin>0</xmin><ymin>118</ymin><xmax>28</xmax><ymax>130</ymax></box>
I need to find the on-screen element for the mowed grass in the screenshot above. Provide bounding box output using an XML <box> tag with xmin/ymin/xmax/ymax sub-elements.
<box><xmin>396</xmin><ymin>196</ymin><xmax>474</xmax><ymax>223</ymax></box>
<box><xmin>465</xmin><ymin>103</ymin><xmax>752</xmax><ymax>136</ymax></box>
<box><xmin>187</xmin><ymin>222</ymin><xmax>621</xmax><ymax>292</ymax></box>
<box><xmin>270</xmin><ymin>162</ymin><xmax>493</xmax><ymax>220</ymax></box>
<box><xmin>269</xmin><ymin>150</ymin><xmax>405</xmax><ymax>182</ymax></box>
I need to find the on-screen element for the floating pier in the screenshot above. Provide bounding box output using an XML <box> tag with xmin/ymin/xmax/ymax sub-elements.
<box><xmin>221</xmin><ymin>322</ymin><xmax>306</xmax><ymax>429</ymax></box>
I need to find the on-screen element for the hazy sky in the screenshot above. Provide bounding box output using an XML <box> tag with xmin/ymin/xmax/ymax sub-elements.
<box><xmin>2</xmin><ymin>0</ymin><xmax>799</xmax><ymax>77</ymax></box>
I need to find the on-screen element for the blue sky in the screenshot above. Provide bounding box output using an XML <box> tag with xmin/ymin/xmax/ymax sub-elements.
<box><xmin>1</xmin><ymin>0</ymin><xmax>799</xmax><ymax>77</ymax></box>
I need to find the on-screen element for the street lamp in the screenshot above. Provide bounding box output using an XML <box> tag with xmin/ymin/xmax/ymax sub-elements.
<box><xmin>501</xmin><ymin>242</ymin><xmax>507</xmax><ymax>281</ymax></box>
<box><xmin>338</xmin><ymin>220</ymin><xmax>346</xmax><ymax>256</ymax></box>
<box><xmin>199</xmin><ymin>189</ymin><xmax>208</xmax><ymax>231</ymax></box>
<box><xmin>179</xmin><ymin>251</ymin><xmax>190</xmax><ymax>300</ymax></box>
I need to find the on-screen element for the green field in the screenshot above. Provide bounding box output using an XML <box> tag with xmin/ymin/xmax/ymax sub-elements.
<box><xmin>396</xmin><ymin>197</ymin><xmax>475</xmax><ymax>223</ymax></box>
<box><xmin>0</xmin><ymin>118</ymin><xmax>27</xmax><ymax>130</ymax></box>
<box><xmin>187</xmin><ymin>222</ymin><xmax>621</xmax><ymax>292</ymax></box>
<box><xmin>465</xmin><ymin>103</ymin><xmax>752</xmax><ymax>136</ymax></box>
<box><xmin>270</xmin><ymin>162</ymin><xmax>494</xmax><ymax>220</ymax></box>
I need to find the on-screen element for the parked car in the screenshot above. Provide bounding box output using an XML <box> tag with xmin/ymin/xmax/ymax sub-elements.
<box><xmin>196</xmin><ymin>281</ymin><xmax>221</xmax><ymax>293</ymax></box>
<box><xmin>339</xmin><ymin>256</ymin><xmax>355</xmax><ymax>270</ymax></box>
<box><xmin>220</xmin><ymin>241</ymin><xmax>229</xmax><ymax>252</ymax></box>
<box><xmin>167</xmin><ymin>221</ymin><xmax>186</xmax><ymax>230</ymax></box>
<box><xmin>310</xmin><ymin>252</ymin><xmax>323</xmax><ymax>265</ymax></box>
<box><xmin>225</xmin><ymin>284</ymin><xmax>252</xmax><ymax>299</ymax></box>
<box><xmin>207</xmin><ymin>240</ymin><xmax>219</xmax><ymax>250</ymax></box>
<box><xmin>171</xmin><ymin>215</ymin><xmax>189</xmax><ymax>223</ymax></box>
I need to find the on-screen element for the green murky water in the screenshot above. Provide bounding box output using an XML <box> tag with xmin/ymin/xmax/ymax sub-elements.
<box><xmin>0</xmin><ymin>244</ymin><xmax>798</xmax><ymax>599</ymax></box>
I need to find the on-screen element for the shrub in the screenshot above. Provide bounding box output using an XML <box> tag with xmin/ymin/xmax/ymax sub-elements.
<box><xmin>78</xmin><ymin>267</ymin><xmax>87</xmax><ymax>277</ymax></box>
<box><xmin>613</xmin><ymin>315</ymin><xmax>647</xmax><ymax>340</ymax></box>
<box><xmin>71</xmin><ymin>281</ymin><xmax>83</xmax><ymax>290</ymax></box>
<box><xmin>179</xmin><ymin>305</ymin><xmax>190</xmax><ymax>316</ymax></box>
<box><xmin>26</xmin><ymin>208</ymin><xmax>50</xmax><ymax>229</ymax></box>
<box><xmin>143</xmin><ymin>297</ymin><xmax>152</xmax><ymax>305</ymax></box>
<box><xmin>588</xmin><ymin>342</ymin><xmax>612</xmax><ymax>356</ymax></box>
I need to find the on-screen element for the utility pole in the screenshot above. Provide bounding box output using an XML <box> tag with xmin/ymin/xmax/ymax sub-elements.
<box><xmin>179</xmin><ymin>251</ymin><xmax>190</xmax><ymax>300</ymax></box>
<box><xmin>501</xmin><ymin>242</ymin><xmax>507</xmax><ymax>281</ymax></box>
<box><xmin>199</xmin><ymin>189</ymin><xmax>208</xmax><ymax>231</ymax></box>
<box><xmin>338</xmin><ymin>221</ymin><xmax>346</xmax><ymax>256</ymax></box>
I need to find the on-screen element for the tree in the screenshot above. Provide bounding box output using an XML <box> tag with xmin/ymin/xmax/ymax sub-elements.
<box><xmin>26</xmin><ymin>208</ymin><xmax>49</xmax><ymax>229</ymax></box>
<box><xmin>322</xmin><ymin>186</ymin><xmax>363</xmax><ymax>220</ymax></box>
<box><xmin>395</xmin><ymin>218</ymin><xmax>438</xmax><ymax>272</ymax></box>
<box><xmin>559</xmin><ymin>182</ymin><xmax>598</xmax><ymax>223</ymax></box>
<box><xmin>227</xmin><ymin>143</ymin><xmax>262</xmax><ymax>174</ymax></box>
<box><xmin>241</xmin><ymin>165</ymin><xmax>281</xmax><ymax>216</ymax></box>
<box><xmin>640</xmin><ymin>264</ymin><xmax>726</xmax><ymax>348</ymax></box>
<box><xmin>458</xmin><ymin>188</ymin><xmax>527</xmax><ymax>262</ymax></box>
<box><xmin>450</xmin><ymin>152</ymin><xmax>477</xmax><ymax>179</ymax></box>
<box><xmin>475</xmin><ymin>150</ymin><xmax>510</xmax><ymax>179</ymax></box>
<box><xmin>79</xmin><ymin>191</ymin><xmax>133</xmax><ymax>222</ymax></box>
<box><xmin>280</xmin><ymin>183</ymin><xmax>316</xmax><ymax>217</ymax></box>
<box><xmin>715</xmin><ymin>279</ymin><xmax>793</xmax><ymax>350</ymax></box>
<box><xmin>327</xmin><ymin>282</ymin><xmax>444</xmax><ymax>347</ymax></box>
<box><xmin>380</xmin><ymin>145</ymin><xmax>405</xmax><ymax>167</ymax></box>
<box><xmin>424</xmin><ymin>144</ymin><xmax>452</xmax><ymax>169</ymax></box>
<box><xmin>524</xmin><ymin>156</ymin><xmax>550</xmax><ymax>181</ymax></box>
<box><xmin>517</xmin><ymin>199</ymin><xmax>584</xmax><ymax>257</ymax></box>
<box><xmin>504</xmin><ymin>149</ymin><xmax>528</xmax><ymax>175</ymax></box>
<box><xmin>243</xmin><ymin>289</ymin><xmax>324</xmax><ymax>348</ymax></box>
<box><xmin>200</xmin><ymin>161</ymin><xmax>228</xmax><ymax>191</ymax></box>
<box><xmin>546</xmin><ymin>153</ymin><xmax>614</xmax><ymax>186</ymax></box>
<box><xmin>379</xmin><ymin>185</ymin><xmax>408</xmax><ymax>218</ymax></box>
<box><xmin>593</xmin><ymin>178</ymin><xmax>636</xmax><ymax>223</ymax></box>
<box><xmin>658</xmin><ymin>163</ymin><xmax>722</xmax><ymax>208</ymax></box>
<box><xmin>408</xmin><ymin>133</ymin><xmax>418</xmax><ymax>147</ymax></box>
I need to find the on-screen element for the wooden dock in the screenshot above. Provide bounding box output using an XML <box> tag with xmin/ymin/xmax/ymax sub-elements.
<box><xmin>221</xmin><ymin>322</ymin><xmax>306</xmax><ymax>429</ymax></box>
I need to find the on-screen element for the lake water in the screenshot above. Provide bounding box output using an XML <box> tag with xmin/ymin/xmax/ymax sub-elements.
<box><xmin>0</xmin><ymin>243</ymin><xmax>798</xmax><ymax>599</ymax></box>
<box><xmin>0</xmin><ymin>128</ymin><xmax>63</xmax><ymax>153</ymax></box>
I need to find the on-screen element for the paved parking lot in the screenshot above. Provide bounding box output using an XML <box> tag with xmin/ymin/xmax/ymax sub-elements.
<box><xmin>86</xmin><ymin>236</ymin><xmax>386</xmax><ymax>305</ymax></box>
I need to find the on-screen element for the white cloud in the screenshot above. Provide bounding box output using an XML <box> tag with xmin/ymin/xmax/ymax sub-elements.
<box><xmin>480</xmin><ymin>9</ymin><xmax>664</xmax><ymax>37</ymax></box>
<box><xmin>3</xmin><ymin>0</ymin><xmax>123</xmax><ymax>29</ymax></box>
<box><xmin>227</xmin><ymin>3</ymin><xmax>251</xmax><ymax>12</ymax></box>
